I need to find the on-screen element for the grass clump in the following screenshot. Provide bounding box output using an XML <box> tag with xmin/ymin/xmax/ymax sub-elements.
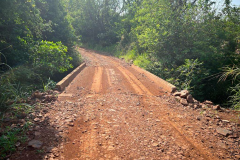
<box><xmin>133</xmin><ymin>53</ymin><xmax>151</xmax><ymax>70</ymax></box>
<box><xmin>0</xmin><ymin>122</ymin><xmax>32</xmax><ymax>159</ymax></box>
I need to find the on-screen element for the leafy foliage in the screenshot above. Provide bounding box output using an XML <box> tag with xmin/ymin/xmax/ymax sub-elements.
<box><xmin>220</xmin><ymin>66</ymin><xmax>240</xmax><ymax>109</ymax></box>
<box><xmin>115</xmin><ymin>0</ymin><xmax>240</xmax><ymax>103</ymax></box>
<box><xmin>0</xmin><ymin>0</ymin><xmax>82</xmax><ymax>112</ymax></box>
<box><xmin>67</xmin><ymin>0</ymin><xmax>122</xmax><ymax>46</ymax></box>
<box><xmin>167</xmin><ymin>59</ymin><xmax>209</xmax><ymax>100</ymax></box>
<box><xmin>30</xmin><ymin>40</ymin><xmax>73</xmax><ymax>74</ymax></box>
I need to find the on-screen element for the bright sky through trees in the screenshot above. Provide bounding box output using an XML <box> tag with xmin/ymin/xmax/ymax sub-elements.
<box><xmin>216</xmin><ymin>0</ymin><xmax>240</xmax><ymax>6</ymax></box>
<box><xmin>232</xmin><ymin>0</ymin><xmax>240</xmax><ymax>6</ymax></box>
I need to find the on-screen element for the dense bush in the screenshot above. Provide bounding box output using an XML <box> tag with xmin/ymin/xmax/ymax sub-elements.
<box><xmin>220</xmin><ymin>66</ymin><xmax>240</xmax><ymax>109</ymax></box>
<box><xmin>30</xmin><ymin>40</ymin><xmax>73</xmax><ymax>75</ymax></box>
<box><xmin>114</xmin><ymin>0</ymin><xmax>240</xmax><ymax>105</ymax></box>
<box><xmin>0</xmin><ymin>0</ymin><xmax>82</xmax><ymax>113</ymax></box>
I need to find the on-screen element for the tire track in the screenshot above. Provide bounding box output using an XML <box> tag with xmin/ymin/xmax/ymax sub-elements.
<box><xmin>140</xmin><ymin>96</ymin><xmax>219</xmax><ymax>160</ymax></box>
<box><xmin>61</xmin><ymin>48</ymin><xmax>221</xmax><ymax>160</ymax></box>
<box><xmin>100</xmin><ymin>56</ymin><xmax>153</xmax><ymax>96</ymax></box>
<box><xmin>91</xmin><ymin>67</ymin><xmax>103</xmax><ymax>94</ymax></box>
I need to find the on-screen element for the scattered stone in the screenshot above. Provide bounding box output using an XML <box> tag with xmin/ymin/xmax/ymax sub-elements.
<box><xmin>186</xmin><ymin>94</ymin><xmax>194</xmax><ymax>103</ymax></box>
<box><xmin>53</xmin><ymin>91</ymin><xmax>59</xmax><ymax>95</ymax></box>
<box><xmin>34</xmin><ymin>126</ymin><xmax>41</xmax><ymax>131</ymax></box>
<box><xmin>202</xmin><ymin>105</ymin><xmax>208</xmax><ymax>110</ymax></box>
<box><xmin>180</xmin><ymin>99</ymin><xmax>188</xmax><ymax>106</ymax></box>
<box><xmin>175</xmin><ymin>96</ymin><xmax>181</xmax><ymax>101</ymax></box>
<box><xmin>193</xmin><ymin>98</ymin><xmax>198</xmax><ymax>103</ymax></box>
<box><xmin>214</xmin><ymin>115</ymin><xmax>220</xmax><ymax>119</ymax></box>
<box><xmin>229</xmin><ymin>133</ymin><xmax>238</xmax><ymax>138</ymax></box>
<box><xmin>107</xmin><ymin>145</ymin><xmax>115</xmax><ymax>151</ymax></box>
<box><xmin>46</xmin><ymin>147</ymin><xmax>54</xmax><ymax>153</ymax></box>
<box><xmin>180</xmin><ymin>90</ymin><xmax>189</xmax><ymax>98</ymax></box>
<box><xmin>32</xmin><ymin>91</ymin><xmax>43</xmax><ymax>99</ymax></box>
<box><xmin>15</xmin><ymin>142</ymin><xmax>21</xmax><ymax>147</ymax></box>
<box><xmin>217</xmin><ymin>141</ymin><xmax>227</xmax><ymax>149</ymax></box>
<box><xmin>194</xmin><ymin>104</ymin><xmax>200</xmax><ymax>109</ymax></box>
<box><xmin>204</xmin><ymin>100</ymin><xmax>213</xmax><ymax>105</ymax></box>
<box><xmin>212</xmin><ymin>105</ymin><xmax>221</xmax><ymax>110</ymax></box>
<box><xmin>222</xmin><ymin>120</ymin><xmax>230</xmax><ymax>123</ymax></box>
<box><xmin>196</xmin><ymin>117</ymin><xmax>201</xmax><ymax>121</ymax></box>
<box><xmin>34</xmin><ymin>118</ymin><xmax>40</xmax><ymax>122</ymax></box>
<box><xmin>173</xmin><ymin>92</ymin><xmax>181</xmax><ymax>96</ymax></box>
<box><xmin>34</xmin><ymin>132</ymin><xmax>41</xmax><ymax>136</ymax></box>
<box><xmin>68</xmin><ymin>123</ymin><xmax>74</xmax><ymax>127</ymax></box>
<box><xmin>188</xmin><ymin>103</ymin><xmax>194</xmax><ymax>108</ymax></box>
<box><xmin>37</xmin><ymin>113</ymin><xmax>43</xmax><ymax>118</ymax></box>
<box><xmin>152</xmin><ymin>142</ymin><xmax>159</xmax><ymax>147</ymax></box>
<box><xmin>216</xmin><ymin>127</ymin><xmax>232</xmax><ymax>136</ymax></box>
<box><xmin>28</xmin><ymin>140</ymin><xmax>43</xmax><ymax>149</ymax></box>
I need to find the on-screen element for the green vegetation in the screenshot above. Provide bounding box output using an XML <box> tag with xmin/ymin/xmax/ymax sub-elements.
<box><xmin>0</xmin><ymin>0</ymin><xmax>82</xmax><ymax>112</ymax></box>
<box><xmin>0</xmin><ymin>122</ymin><xmax>31</xmax><ymax>159</ymax></box>
<box><xmin>220</xmin><ymin>66</ymin><xmax>240</xmax><ymax>109</ymax></box>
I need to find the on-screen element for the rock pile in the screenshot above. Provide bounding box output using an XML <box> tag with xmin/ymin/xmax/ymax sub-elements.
<box><xmin>30</xmin><ymin>90</ymin><xmax>59</xmax><ymax>103</ymax></box>
<box><xmin>173</xmin><ymin>90</ymin><xmax>221</xmax><ymax>111</ymax></box>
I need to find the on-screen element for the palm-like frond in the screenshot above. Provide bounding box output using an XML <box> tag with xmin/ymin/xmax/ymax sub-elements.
<box><xmin>219</xmin><ymin>65</ymin><xmax>240</xmax><ymax>82</ymax></box>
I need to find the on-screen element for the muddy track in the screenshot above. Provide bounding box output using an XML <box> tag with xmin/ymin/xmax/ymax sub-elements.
<box><xmin>12</xmin><ymin>48</ymin><xmax>240</xmax><ymax>160</ymax></box>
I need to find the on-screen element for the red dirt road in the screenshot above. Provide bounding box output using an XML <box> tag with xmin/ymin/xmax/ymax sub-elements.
<box><xmin>59</xmin><ymin>48</ymin><xmax>239</xmax><ymax>160</ymax></box>
<box><xmin>12</xmin><ymin>48</ymin><xmax>240</xmax><ymax>160</ymax></box>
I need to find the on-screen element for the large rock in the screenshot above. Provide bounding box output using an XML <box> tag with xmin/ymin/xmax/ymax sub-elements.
<box><xmin>186</xmin><ymin>94</ymin><xmax>194</xmax><ymax>103</ymax></box>
<box><xmin>180</xmin><ymin>90</ymin><xmax>189</xmax><ymax>98</ymax></box>
<box><xmin>212</xmin><ymin>105</ymin><xmax>221</xmax><ymax>110</ymax></box>
<box><xmin>194</xmin><ymin>104</ymin><xmax>200</xmax><ymax>109</ymax></box>
<box><xmin>203</xmin><ymin>100</ymin><xmax>213</xmax><ymax>105</ymax></box>
<box><xmin>216</xmin><ymin>127</ymin><xmax>232</xmax><ymax>136</ymax></box>
<box><xmin>31</xmin><ymin>91</ymin><xmax>43</xmax><ymax>99</ymax></box>
<box><xmin>28</xmin><ymin>140</ymin><xmax>43</xmax><ymax>149</ymax></box>
<box><xmin>173</xmin><ymin>92</ymin><xmax>181</xmax><ymax>96</ymax></box>
<box><xmin>180</xmin><ymin>99</ymin><xmax>188</xmax><ymax>106</ymax></box>
<box><xmin>217</xmin><ymin>141</ymin><xmax>227</xmax><ymax>149</ymax></box>
<box><xmin>175</xmin><ymin>96</ymin><xmax>181</xmax><ymax>101</ymax></box>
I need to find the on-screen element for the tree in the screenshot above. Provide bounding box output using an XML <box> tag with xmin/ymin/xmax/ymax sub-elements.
<box><xmin>67</xmin><ymin>0</ymin><xmax>121</xmax><ymax>46</ymax></box>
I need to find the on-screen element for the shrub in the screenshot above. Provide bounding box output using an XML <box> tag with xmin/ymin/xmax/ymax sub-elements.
<box><xmin>68</xmin><ymin>47</ymin><xmax>82</xmax><ymax>68</ymax></box>
<box><xmin>29</xmin><ymin>40</ymin><xmax>73</xmax><ymax>75</ymax></box>
<box><xmin>167</xmin><ymin>59</ymin><xmax>209</xmax><ymax>100</ymax></box>
<box><xmin>133</xmin><ymin>53</ymin><xmax>151</xmax><ymax>69</ymax></box>
<box><xmin>220</xmin><ymin>66</ymin><xmax>240</xmax><ymax>109</ymax></box>
<box><xmin>0</xmin><ymin>67</ymin><xmax>39</xmax><ymax>112</ymax></box>
<box><xmin>229</xmin><ymin>84</ymin><xmax>240</xmax><ymax>110</ymax></box>
<box><xmin>121</xmin><ymin>49</ymin><xmax>137</xmax><ymax>62</ymax></box>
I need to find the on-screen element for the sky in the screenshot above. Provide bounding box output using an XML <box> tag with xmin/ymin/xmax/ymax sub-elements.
<box><xmin>215</xmin><ymin>0</ymin><xmax>240</xmax><ymax>6</ymax></box>
<box><xmin>231</xmin><ymin>0</ymin><xmax>240</xmax><ymax>6</ymax></box>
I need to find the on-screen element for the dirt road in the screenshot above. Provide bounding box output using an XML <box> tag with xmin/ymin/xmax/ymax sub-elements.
<box><xmin>59</xmin><ymin>48</ymin><xmax>240</xmax><ymax>160</ymax></box>
<box><xmin>12</xmin><ymin>48</ymin><xmax>240</xmax><ymax>160</ymax></box>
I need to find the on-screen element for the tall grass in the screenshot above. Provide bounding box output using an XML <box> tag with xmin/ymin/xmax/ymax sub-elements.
<box><xmin>220</xmin><ymin>66</ymin><xmax>240</xmax><ymax>110</ymax></box>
